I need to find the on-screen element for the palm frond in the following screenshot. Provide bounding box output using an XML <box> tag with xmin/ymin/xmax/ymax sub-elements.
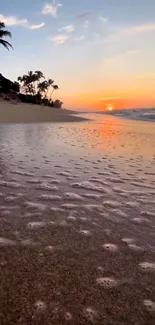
<box><xmin>0</xmin><ymin>30</ymin><xmax>12</xmax><ymax>38</ymax></box>
<box><xmin>0</xmin><ymin>39</ymin><xmax>13</xmax><ymax>50</ymax></box>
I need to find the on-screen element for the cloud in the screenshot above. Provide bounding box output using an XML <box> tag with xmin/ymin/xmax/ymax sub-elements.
<box><xmin>93</xmin><ymin>32</ymin><xmax>100</xmax><ymax>40</ymax></box>
<box><xmin>0</xmin><ymin>14</ymin><xmax>28</xmax><ymax>26</ymax></box>
<box><xmin>58</xmin><ymin>25</ymin><xmax>74</xmax><ymax>32</ymax></box>
<box><xmin>74</xmin><ymin>35</ymin><xmax>85</xmax><ymax>41</ymax></box>
<box><xmin>29</xmin><ymin>22</ymin><xmax>45</xmax><ymax>30</ymax></box>
<box><xmin>99</xmin><ymin>16</ymin><xmax>109</xmax><ymax>23</ymax></box>
<box><xmin>42</xmin><ymin>1</ymin><xmax>62</xmax><ymax>17</ymax></box>
<box><xmin>0</xmin><ymin>14</ymin><xmax>44</xmax><ymax>30</ymax></box>
<box><xmin>84</xmin><ymin>20</ymin><xmax>89</xmax><ymax>28</ymax></box>
<box><xmin>99</xmin><ymin>96</ymin><xmax>121</xmax><ymax>101</ymax></box>
<box><xmin>77</xmin><ymin>13</ymin><xmax>91</xmax><ymax>20</ymax></box>
<box><xmin>125</xmin><ymin>23</ymin><xmax>155</xmax><ymax>34</ymax></box>
<box><xmin>51</xmin><ymin>34</ymin><xmax>69</xmax><ymax>45</ymax></box>
<box><xmin>104</xmin><ymin>50</ymin><xmax>138</xmax><ymax>65</ymax></box>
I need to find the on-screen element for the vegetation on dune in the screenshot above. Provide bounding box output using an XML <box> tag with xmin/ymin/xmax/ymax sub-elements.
<box><xmin>17</xmin><ymin>70</ymin><xmax>62</xmax><ymax>108</ymax></box>
<box><xmin>0</xmin><ymin>21</ymin><xmax>63</xmax><ymax>109</ymax></box>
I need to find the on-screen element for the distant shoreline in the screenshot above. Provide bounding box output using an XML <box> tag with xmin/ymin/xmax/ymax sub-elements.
<box><xmin>0</xmin><ymin>101</ymin><xmax>87</xmax><ymax>123</ymax></box>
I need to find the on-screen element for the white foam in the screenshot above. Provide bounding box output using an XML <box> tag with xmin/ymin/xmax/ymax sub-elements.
<box><xmin>34</xmin><ymin>300</ymin><xmax>47</xmax><ymax>312</ymax></box>
<box><xmin>132</xmin><ymin>217</ymin><xmax>151</xmax><ymax>224</ymax></box>
<box><xmin>96</xmin><ymin>277</ymin><xmax>118</xmax><ymax>288</ymax></box>
<box><xmin>5</xmin><ymin>196</ymin><xmax>18</xmax><ymax>202</ymax></box>
<box><xmin>36</xmin><ymin>183</ymin><xmax>58</xmax><ymax>191</ymax></box>
<box><xmin>103</xmin><ymin>200</ymin><xmax>121</xmax><ymax>208</ymax></box>
<box><xmin>80</xmin><ymin>229</ymin><xmax>91</xmax><ymax>236</ymax></box>
<box><xmin>128</xmin><ymin>244</ymin><xmax>144</xmax><ymax>251</ymax></box>
<box><xmin>84</xmin><ymin>307</ymin><xmax>97</xmax><ymax>322</ymax></box>
<box><xmin>0</xmin><ymin>237</ymin><xmax>16</xmax><ymax>246</ymax></box>
<box><xmin>39</xmin><ymin>194</ymin><xmax>61</xmax><ymax>201</ymax></box>
<box><xmin>61</xmin><ymin>203</ymin><xmax>78</xmax><ymax>210</ymax></box>
<box><xmin>122</xmin><ymin>238</ymin><xmax>135</xmax><ymax>244</ymax></box>
<box><xmin>65</xmin><ymin>312</ymin><xmax>72</xmax><ymax>321</ymax></box>
<box><xmin>56</xmin><ymin>171</ymin><xmax>70</xmax><ymax>176</ymax></box>
<box><xmin>71</xmin><ymin>181</ymin><xmax>110</xmax><ymax>194</ymax></box>
<box><xmin>25</xmin><ymin>201</ymin><xmax>46</xmax><ymax>211</ymax></box>
<box><xmin>143</xmin><ymin>300</ymin><xmax>155</xmax><ymax>312</ymax></box>
<box><xmin>0</xmin><ymin>181</ymin><xmax>24</xmax><ymax>188</ymax></box>
<box><xmin>65</xmin><ymin>192</ymin><xmax>84</xmax><ymax>201</ymax></box>
<box><xmin>27</xmin><ymin>221</ymin><xmax>47</xmax><ymax>228</ymax></box>
<box><xmin>139</xmin><ymin>262</ymin><xmax>155</xmax><ymax>272</ymax></box>
<box><xmin>102</xmin><ymin>243</ymin><xmax>118</xmax><ymax>252</ymax></box>
<box><xmin>124</xmin><ymin>201</ymin><xmax>139</xmax><ymax>208</ymax></box>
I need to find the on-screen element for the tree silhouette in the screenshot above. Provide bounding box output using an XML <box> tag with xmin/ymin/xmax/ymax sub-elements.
<box><xmin>0</xmin><ymin>22</ymin><xmax>13</xmax><ymax>50</ymax></box>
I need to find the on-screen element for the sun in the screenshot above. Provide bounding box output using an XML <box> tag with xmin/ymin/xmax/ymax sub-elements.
<box><xmin>108</xmin><ymin>105</ymin><xmax>113</xmax><ymax>111</ymax></box>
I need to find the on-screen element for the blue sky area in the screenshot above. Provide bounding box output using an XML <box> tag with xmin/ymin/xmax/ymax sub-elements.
<box><xmin>1</xmin><ymin>0</ymin><xmax>155</xmax><ymax>109</ymax></box>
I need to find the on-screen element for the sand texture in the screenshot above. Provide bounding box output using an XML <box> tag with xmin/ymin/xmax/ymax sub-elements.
<box><xmin>0</xmin><ymin>101</ymin><xmax>85</xmax><ymax>123</ymax></box>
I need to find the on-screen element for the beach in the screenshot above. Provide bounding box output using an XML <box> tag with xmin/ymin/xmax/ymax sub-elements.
<box><xmin>0</xmin><ymin>113</ymin><xmax>155</xmax><ymax>324</ymax></box>
<box><xmin>0</xmin><ymin>101</ymin><xmax>85</xmax><ymax>123</ymax></box>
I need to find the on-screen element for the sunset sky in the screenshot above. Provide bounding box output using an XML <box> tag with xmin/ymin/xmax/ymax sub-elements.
<box><xmin>1</xmin><ymin>0</ymin><xmax>155</xmax><ymax>110</ymax></box>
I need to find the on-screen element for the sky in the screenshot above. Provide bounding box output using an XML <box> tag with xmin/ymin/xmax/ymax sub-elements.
<box><xmin>0</xmin><ymin>0</ymin><xmax>155</xmax><ymax>110</ymax></box>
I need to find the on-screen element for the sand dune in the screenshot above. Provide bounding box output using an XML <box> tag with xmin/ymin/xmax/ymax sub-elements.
<box><xmin>0</xmin><ymin>101</ymin><xmax>85</xmax><ymax>123</ymax></box>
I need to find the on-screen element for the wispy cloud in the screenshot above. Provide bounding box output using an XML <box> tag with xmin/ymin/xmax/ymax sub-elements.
<box><xmin>0</xmin><ymin>14</ymin><xmax>28</xmax><ymax>26</ymax></box>
<box><xmin>42</xmin><ymin>0</ymin><xmax>62</xmax><ymax>17</ymax></box>
<box><xmin>125</xmin><ymin>23</ymin><xmax>155</xmax><ymax>35</ymax></box>
<box><xmin>93</xmin><ymin>32</ymin><xmax>100</xmax><ymax>41</ymax></box>
<box><xmin>104</xmin><ymin>50</ymin><xmax>139</xmax><ymax>65</ymax></box>
<box><xmin>77</xmin><ymin>13</ymin><xmax>91</xmax><ymax>20</ymax></box>
<box><xmin>51</xmin><ymin>34</ymin><xmax>69</xmax><ymax>45</ymax></box>
<box><xmin>0</xmin><ymin>14</ymin><xmax>44</xmax><ymax>30</ymax></box>
<box><xmin>74</xmin><ymin>35</ymin><xmax>85</xmax><ymax>41</ymax></box>
<box><xmin>99</xmin><ymin>96</ymin><xmax>121</xmax><ymax>101</ymax></box>
<box><xmin>99</xmin><ymin>16</ymin><xmax>109</xmax><ymax>23</ymax></box>
<box><xmin>84</xmin><ymin>20</ymin><xmax>89</xmax><ymax>28</ymax></box>
<box><xmin>29</xmin><ymin>22</ymin><xmax>45</xmax><ymax>30</ymax></box>
<box><xmin>58</xmin><ymin>25</ymin><xmax>74</xmax><ymax>33</ymax></box>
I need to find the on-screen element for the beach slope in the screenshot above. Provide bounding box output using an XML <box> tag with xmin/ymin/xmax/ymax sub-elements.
<box><xmin>0</xmin><ymin>101</ymin><xmax>85</xmax><ymax>123</ymax></box>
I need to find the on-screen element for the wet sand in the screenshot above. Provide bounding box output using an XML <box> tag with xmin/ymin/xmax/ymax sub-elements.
<box><xmin>0</xmin><ymin>101</ymin><xmax>85</xmax><ymax>123</ymax></box>
<box><xmin>0</xmin><ymin>115</ymin><xmax>155</xmax><ymax>324</ymax></box>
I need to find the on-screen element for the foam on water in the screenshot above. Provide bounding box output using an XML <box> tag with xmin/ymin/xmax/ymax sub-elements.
<box><xmin>139</xmin><ymin>262</ymin><xmax>155</xmax><ymax>272</ymax></box>
<box><xmin>84</xmin><ymin>307</ymin><xmax>97</xmax><ymax>322</ymax></box>
<box><xmin>79</xmin><ymin>229</ymin><xmax>91</xmax><ymax>236</ymax></box>
<box><xmin>103</xmin><ymin>200</ymin><xmax>121</xmax><ymax>208</ymax></box>
<box><xmin>71</xmin><ymin>181</ymin><xmax>110</xmax><ymax>193</ymax></box>
<box><xmin>25</xmin><ymin>201</ymin><xmax>46</xmax><ymax>211</ymax></box>
<box><xmin>143</xmin><ymin>300</ymin><xmax>155</xmax><ymax>312</ymax></box>
<box><xmin>34</xmin><ymin>301</ymin><xmax>47</xmax><ymax>312</ymax></box>
<box><xmin>27</xmin><ymin>221</ymin><xmax>47</xmax><ymax>228</ymax></box>
<box><xmin>102</xmin><ymin>243</ymin><xmax>118</xmax><ymax>252</ymax></box>
<box><xmin>121</xmin><ymin>238</ymin><xmax>135</xmax><ymax>244</ymax></box>
<box><xmin>36</xmin><ymin>183</ymin><xmax>58</xmax><ymax>191</ymax></box>
<box><xmin>65</xmin><ymin>192</ymin><xmax>84</xmax><ymax>201</ymax></box>
<box><xmin>61</xmin><ymin>203</ymin><xmax>78</xmax><ymax>209</ymax></box>
<box><xmin>96</xmin><ymin>277</ymin><xmax>118</xmax><ymax>288</ymax></box>
<box><xmin>0</xmin><ymin>237</ymin><xmax>16</xmax><ymax>246</ymax></box>
<box><xmin>39</xmin><ymin>194</ymin><xmax>62</xmax><ymax>201</ymax></box>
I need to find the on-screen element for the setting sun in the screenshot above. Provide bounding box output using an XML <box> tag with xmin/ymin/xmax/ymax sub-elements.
<box><xmin>108</xmin><ymin>106</ymin><xmax>113</xmax><ymax>111</ymax></box>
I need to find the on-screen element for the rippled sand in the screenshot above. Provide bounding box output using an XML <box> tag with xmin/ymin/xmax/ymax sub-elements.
<box><xmin>0</xmin><ymin>115</ymin><xmax>155</xmax><ymax>324</ymax></box>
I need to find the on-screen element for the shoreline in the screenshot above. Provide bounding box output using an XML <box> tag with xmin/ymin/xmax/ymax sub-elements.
<box><xmin>0</xmin><ymin>101</ymin><xmax>87</xmax><ymax>123</ymax></box>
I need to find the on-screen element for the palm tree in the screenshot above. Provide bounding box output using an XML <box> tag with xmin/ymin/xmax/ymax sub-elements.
<box><xmin>50</xmin><ymin>84</ymin><xmax>59</xmax><ymax>101</ymax></box>
<box><xmin>0</xmin><ymin>22</ymin><xmax>13</xmax><ymax>50</ymax></box>
<box><xmin>46</xmin><ymin>78</ymin><xmax>54</xmax><ymax>98</ymax></box>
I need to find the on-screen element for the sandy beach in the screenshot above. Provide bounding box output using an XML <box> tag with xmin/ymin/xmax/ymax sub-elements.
<box><xmin>0</xmin><ymin>114</ymin><xmax>155</xmax><ymax>324</ymax></box>
<box><xmin>0</xmin><ymin>101</ymin><xmax>85</xmax><ymax>123</ymax></box>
